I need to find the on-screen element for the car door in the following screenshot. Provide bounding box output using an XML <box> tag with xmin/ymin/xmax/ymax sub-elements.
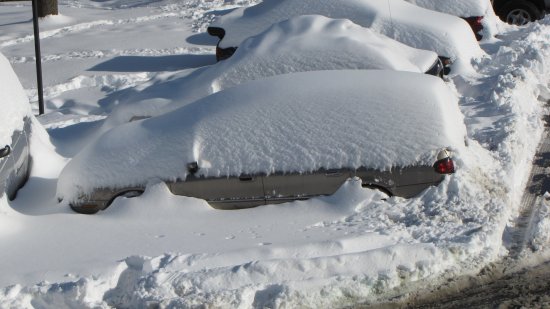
<box><xmin>2</xmin><ymin>120</ymin><xmax>30</xmax><ymax>200</ymax></box>
<box><xmin>262</xmin><ymin>169</ymin><xmax>352</xmax><ymax>204</ymax></box>
<box><xmin>0</xmin><ymin>143</ymin><xmax>14</xmax><ymax>199</ymax></box>
<box><xmin>169</xmin><ymin>172</ymin><xmax>266</xmax><ymax>209</ymax></box>
<box><xmin>8</xmin><ymin>120</ymin><xmax>30</xmax><ymax>199</ymax></box>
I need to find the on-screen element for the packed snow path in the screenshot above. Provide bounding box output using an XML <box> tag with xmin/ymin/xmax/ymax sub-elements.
<box><xmin>508</xmin><ymin>101</ymin><xmax>550</xmax><ymax>257</ymax></box>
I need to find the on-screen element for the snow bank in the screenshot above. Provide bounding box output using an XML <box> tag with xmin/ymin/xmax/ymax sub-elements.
<box><xmin>5</xmin><ymin>181</ymin><xmax>459</xmax><ymax>308</ymax></box>
<box><xmin>58</xmin><ymin>70</ymin><xmax>466</xmax><ymax>203</ymax></box>
<box><xmin>0</xmin><ymin>52</ymin><xmax>31</xmax><ymax>146</ymax></box>
<box><xmin>210</xmin><ymin>0</ymin><xmax>483</xmax><ymax>65</ymax></box>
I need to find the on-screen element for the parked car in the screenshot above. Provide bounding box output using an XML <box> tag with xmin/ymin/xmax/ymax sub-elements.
<box><xmin>102</xmin><ymin>15</ymin><xmax>443</xmax><ymax>130</ymax></box>
<box><xmin>0</xmin><ymin>53</ymin><xmax>32</xmax><ymax>200</ymax></box>
<box><xmin>492</xmin><ymin>0</ymin><xmax>549</xmax><ymax>25</ymax></box>
<box><xmin>207</xmin><ymin>0</ymin><xmax>482</xmax><ymax>71</ymax></box>
<box><xmin>404</xmin><ymin>0</ymin><xmax>500</xmax><ymax>40</ymax></box>
<box><xmin>57</xmin><ymin>70</ymin><xmax>467</xmax><ymax>214</ymax></box>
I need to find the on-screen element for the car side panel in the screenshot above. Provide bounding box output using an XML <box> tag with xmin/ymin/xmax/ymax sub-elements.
<box><xmin>355</xmin><ymin>166</ymin><xmax>443</xmax><ymax>197</ymax></box>
<box><xmin>0</xmin><ymin>149</ymin><xmax>14</xmax><ymax>199</ymax></box>
<box><xmin>1</xmin><ymin>118</ymin><xmax>30</xmax><ymax>200</ymax></box>
<box><xmin>169</xmin><ymin>175</ymin><xmax>265</xmax><ymax>209</ymax></box>
<box><xmin>263</xmin><ymin>170</ymin><xmax>352</xmax><ymax>203</ymax></box>
<box><xmin>9</xmin><ymin>127</ymin><xmax>29</xmax><ymax>199</ymax></box>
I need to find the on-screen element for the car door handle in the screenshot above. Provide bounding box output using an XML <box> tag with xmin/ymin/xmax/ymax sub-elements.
<box><xmin>239</xmin><ymin>175</ymin><xmax>253</xmax><ymax>182</ymax></box>
<box><xmin>0</xmin><ymin>145</ymin><xmax>10</xmax><ymax>158</ymax></box>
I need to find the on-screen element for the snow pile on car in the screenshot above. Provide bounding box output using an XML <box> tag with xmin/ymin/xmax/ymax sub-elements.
<box><xmin>0</xmin><ymin>52</ymin><xmax>31</xmax><ymax>146</ymax></box>
<box><xmin>213</xmin><ymin>15</ymin><xmax>438</xmax><ymax>86</ymax></box>
<box><xmin>105</xmin><ymin>14</ymin><xmax>438</xmax><ymax>127</ymax></box>
<box><xmin>406</xmin><ymin>0</ymin><xmax>489</xmax><ymax>16</ymax></box>
<box><xmin>57</xmin><ymin>70</ymin><xmax>466</xmax><ymax>203</ymax></box>
<box><xmin>404</xmin><ymin>0</ymin><xmax>501</xmax><ymax>39</ymax></box>
<box><xmin>211</xmin><ymin>0</ymin><xmax>483</xmax><ymax>66</ymax></box>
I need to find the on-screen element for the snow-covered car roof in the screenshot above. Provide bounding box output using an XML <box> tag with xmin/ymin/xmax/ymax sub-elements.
<box><xmin>404</xmin><ymin>0</ymin><xmax>500</xmax><ymax>38</ymax></box>
<box><xmin>405</xmin><ymin>0</ymin><xmax>490</xmax><ymax>17</ymax></box>
<box><xmin>57</xmin><ymin>70</ymin><xmax>466</xmax><ymax>202</ymax></box>
<box><xmin>0</xmin><ymin>52</ymin><xmax>31</xmax><ymax>146</ymax></box>
<box><xmin>209</xmin><ymin>0</ymin><xmax>483</xmax><ymax>64</ymax></box>
<box><xmin>105</xmin><ymin>15</ymin><xmax>439</xmax><ymax>127</ymax></box>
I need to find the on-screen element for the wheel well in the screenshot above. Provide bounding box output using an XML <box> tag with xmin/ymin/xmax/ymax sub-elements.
<box><xmin>361</xmin><ymin>183</ymin><xmax>393</xmax><ymax>197</ymax></box>
<box><xmin>106</xmin><ymin>189</ymin><xmax>144</xmax><ymax>208</ymax></box>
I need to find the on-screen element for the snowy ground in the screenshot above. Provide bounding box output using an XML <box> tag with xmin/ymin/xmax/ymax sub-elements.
<box><xmin>1</xmin><ymin>0</ymin><xmax>550</xmax><ymax>308</ymax></box>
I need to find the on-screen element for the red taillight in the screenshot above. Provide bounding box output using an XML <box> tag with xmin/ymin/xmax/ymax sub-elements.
<box><xmin>434</xmin><ymin>158</ymin><xmax>455</xmax><ymax>174</ymax></box>
<box><xmin>463</xmin><ymin>16</ymin><xmax>484</xmax><ymax>40</ymax></box>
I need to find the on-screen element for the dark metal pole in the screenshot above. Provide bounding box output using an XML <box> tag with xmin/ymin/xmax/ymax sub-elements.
<box><xmin>31</xmin><ymin>0</ymin><xmax>45</xmax><ymax>115</ymax></box>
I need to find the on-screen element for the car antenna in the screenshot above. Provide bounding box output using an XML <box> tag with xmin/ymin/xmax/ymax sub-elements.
<box><xmin>387</xmin><ymin>0</ymin><xmax>394</xmax><ymax>36</ymax></box>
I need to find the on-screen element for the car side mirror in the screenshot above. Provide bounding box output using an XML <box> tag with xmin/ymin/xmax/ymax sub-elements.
<box><xmin>0</xmin><ymin>145</ymin><xmax>11</xmax><ymax>158</ymax></box>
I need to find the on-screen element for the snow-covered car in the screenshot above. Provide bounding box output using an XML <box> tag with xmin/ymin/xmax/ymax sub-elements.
<box><xmin>57</xmin><ymin>70</ymin><xmax>466</xmax><ymax>214</ymax></box>
<box><xmin>404</xmin><ymin>0</ymin><xmax>500</xmax><ymax>40</ymax></box>
<box><xmin>0</xmin><ymin>53</ymin><xmax>31</xmax><ymax>200</ymax></box>
<box><xmin>104</xmin><ymin>15</ymin><xmax>443</xmax><ymax>129</ymax></box>
<box><xmin>493</xmin><ymin>0</ymin><xmax>550</xmax><ymax>25</ymax></box>
<box><xmin>207</xmin><ymin>0</ymin><xmax>483</xmax><ymax>70</ymax></box>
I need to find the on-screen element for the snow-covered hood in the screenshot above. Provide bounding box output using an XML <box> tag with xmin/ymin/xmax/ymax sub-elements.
<box><xmin>58</xmin><ymin>70</ymin><xmax>467</xmax><ymax>202</ymax></box>
<box><xmin>210</xmin><ymin>0</ymin><xmax>483</xmax><ymax>63</ymax></box>
<box><xmin>0</xmin><ymin>52</ymin><xmax>31</xmax><ymax>146</ymax></box>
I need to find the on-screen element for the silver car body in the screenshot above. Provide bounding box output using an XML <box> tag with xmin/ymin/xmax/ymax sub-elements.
<box><xmin>59</xmin><ymin>70</ymin><xmax>466</xmax><ymax>214</ymax></box>
<box><xmin>0</xmin><ymin>118</ymin><xmax>31</xmax><ymax>200</ymax></box>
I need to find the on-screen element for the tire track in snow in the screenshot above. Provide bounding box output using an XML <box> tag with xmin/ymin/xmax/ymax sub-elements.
<box><xmin>506</xmin><ymin>99</ymin><xmax>550</xmax><ymax>258</ymax></box>
<box><xmin>26</xmin><ymin>72</ymin><xmax>154</xmax><ymax>103</ymax></box>
<box><xmin>7</xmin><ymin>47</ymin><xmax>213</xmax><ymax>64</ymax></box>
<box><xmin>0</xmin><ymin>12</ymin><xmax>186</xmax><ymax>48</ymax></box>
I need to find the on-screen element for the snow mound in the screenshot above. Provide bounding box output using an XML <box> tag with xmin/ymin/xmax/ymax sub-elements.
<box><xmin>404</xmin><ymin>0</ymin><xmax>501</xmax><ymax>39</ymax></box>
<box><xmin>210</xmin><ymin>0</ymin><xmax>483</xmax><ymax>66</ymax></box>
<box><xmin>58</xmin><ymin>70</ymin><xmax>466</xmax><ymax>202</ymax></box>
<box><xmin>105</xmin><ymin>14</ymin><xmax>439</xmax><ymax>127</ymax></box>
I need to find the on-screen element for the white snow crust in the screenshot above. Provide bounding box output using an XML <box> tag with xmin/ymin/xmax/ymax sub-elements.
<box><xmin>57</xmin><ymin>70</ymin><xmax>465</xmax><ymax>202</ymax></box>
<box><xmin>1</xmin><ymin>1</ymin><xmax>550</xmax><ymax>308</ymax></box>
<box><xmin>406</xmin><ymin>0</ymin><xmax>489</xmax><ymax>16</ymax></box>
<box><xmin>211</xmin><ymin>0</ymin><xmax>483</xmax><ymax>64</ymax></box>
<box><xmin>404</xmin><ymin>0</ymin><xmax>501</xmax><ymax>39</ymax></box>
<box><xmin>105</xmin><ymin>14</ymin><xmax>439</xmax><ymax>127</ymax></box>
<box><xmin>0</xmin><ymin>52</ymin><xmax>31</xmax><ymax>146</ymax></box>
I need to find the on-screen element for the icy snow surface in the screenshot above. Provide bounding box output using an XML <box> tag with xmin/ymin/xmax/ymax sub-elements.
<box><xmin>210</xmin><ymin>0</ymin><xmax>483</xmax><ymax>66</ymax></box>
<box><xmin>57</xmin><ymin>70</ymin><xmax>466</xmax><ymax>202</ymax></box>
<box><xmin>0</xmin><ymin>0</ymin><xmax>550</xmax><ymax>308</ymax></box>
<box><xmin>0</xmin><ymin>52</ymin><xmax>31</xmax><ymax>146</ymax></box>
